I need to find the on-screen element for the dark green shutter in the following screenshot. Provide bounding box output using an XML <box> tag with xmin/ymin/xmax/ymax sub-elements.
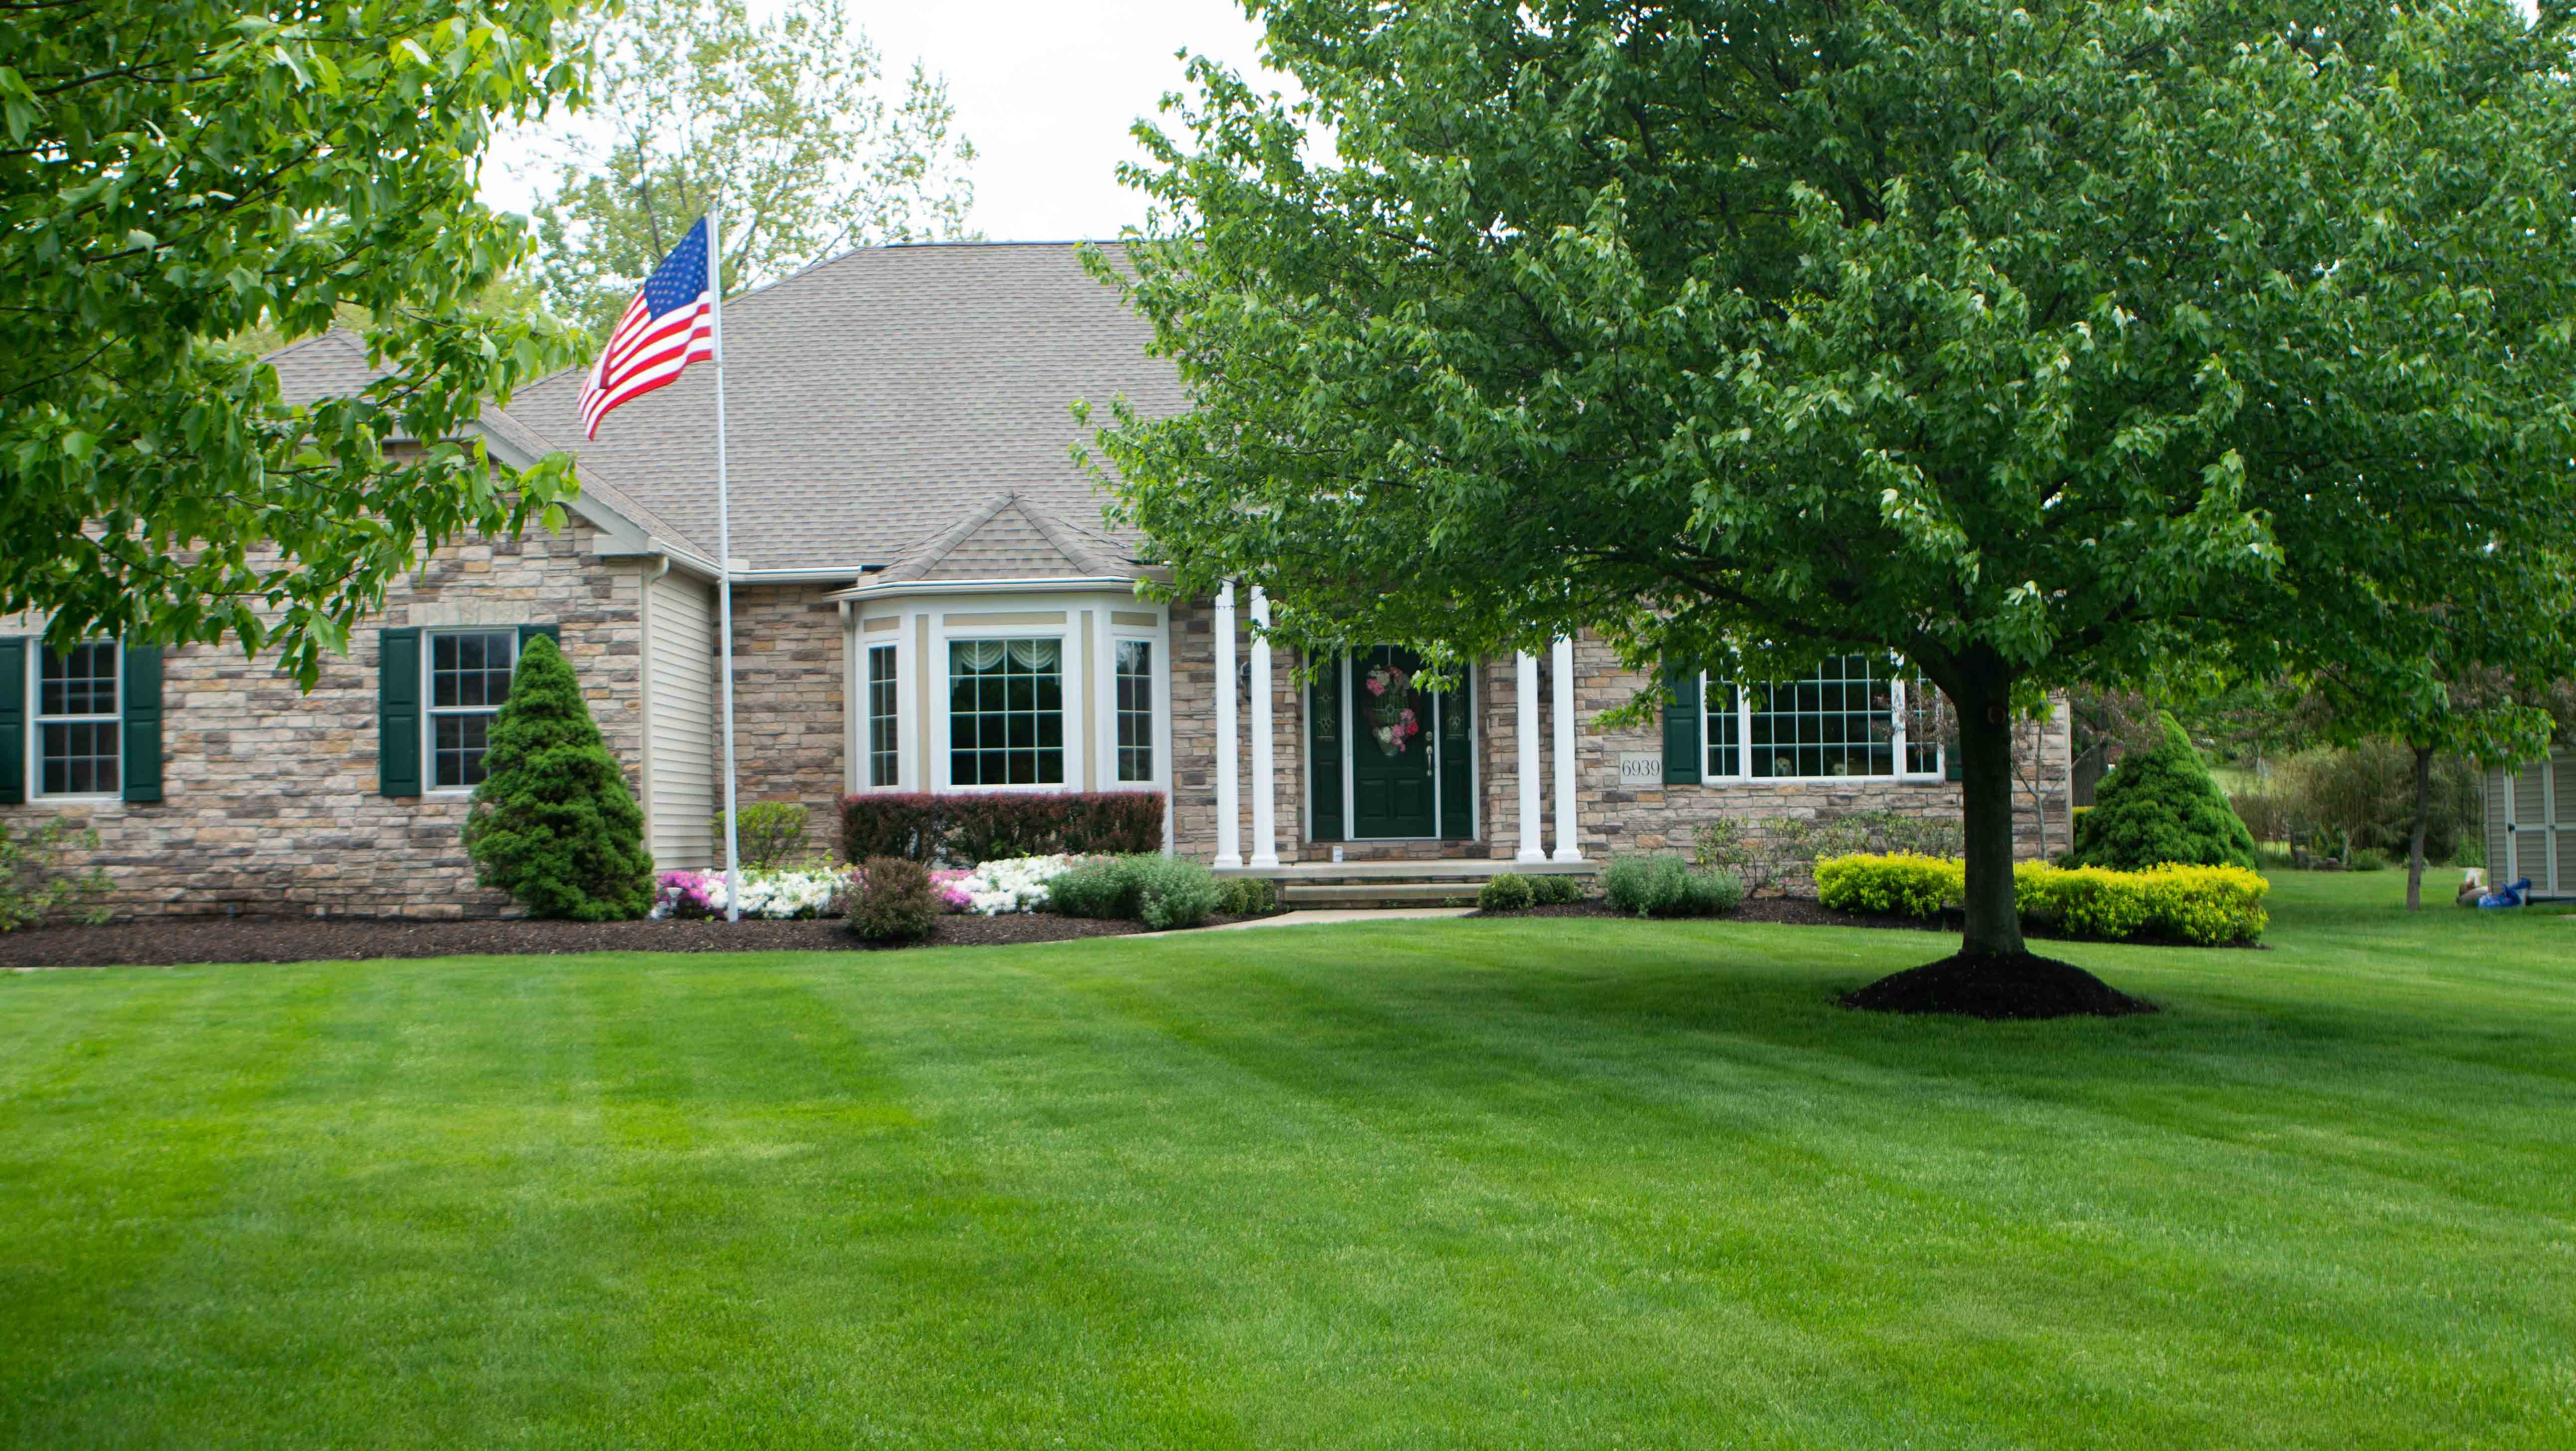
<box><xmin>0</xmin><ymin>637</ymin><xmax>23</xmax><ymax>805</ymax></box>
<box><xmin>1309</xmin><ymin>656</ymin><xmax>1343</xmax><ymax>843</ymax></box>
<box><xmin>516</xmin><ymin>622</ymin><xmax>560</xmax><ymax>656</ymax></box>
<box><xmin>380</xmin><ymin>627</ymin><xmax>422</xmax><ymax>797</ymax></box>
<box><xmin>121</xmin><ymin>644</ymin><xmax>163</xmax><ymax>803</ymax></box>
<box><xmin>1661</xmin><ymin>663</ymin><xmax>1702</xmax><ymax>785</ymax></box>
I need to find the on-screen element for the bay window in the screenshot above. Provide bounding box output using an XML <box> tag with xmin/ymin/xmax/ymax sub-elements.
<box><xmin>949</xmin><ymin>638</ymin><xmax>1063</xmax><ymax>786</ymax></box>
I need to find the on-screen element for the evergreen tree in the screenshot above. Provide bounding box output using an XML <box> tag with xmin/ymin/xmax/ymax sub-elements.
<box><xmin>2066</xmin><ymin>718</ymin><xmax>2258</xmax><ymax>871</ymax></box>
<box><xmin>463</xmin><ymin>637</ymin><xmax>655</xmax><ymax>920</ymax></box>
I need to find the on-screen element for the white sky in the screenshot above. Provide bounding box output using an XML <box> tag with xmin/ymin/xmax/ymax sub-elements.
<box><xmin>482</xmin><ymin>0</ymin><xmax>1288</xmax><ymax>244</ymax></box>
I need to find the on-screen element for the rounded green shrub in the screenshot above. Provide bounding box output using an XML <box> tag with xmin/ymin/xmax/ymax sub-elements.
<box><xmin>1216</xmin><ymin>875</ymin><xmax>1277</xmax><ymax>915</ymax></box>
<box><xmin>848</xmin><ymin>856</ymin><xmax>939</xmax><ymax>942</ymax></box>
<box><xmin>1478</xmin><ymin>873</ymin><xmax>1537</xmax><ymax>910</ymax></box>
<box><xmin>1045</xmin><ymin>857</ymin><xmax>1138</xmax><ymax>918</ymax></box>
<box><xmin>1602</xmin><ymin>856</ymin><xmax>1741</xmax><ymax>918</ymax></box>
<box><xmin>1133</xmin><ymin>855</ymin><xmax>1223</xmax><ymax>930</ymax></box>
<box><xmin>461</xmin><ymin>635</ymin><xmax>654</xmax><ymax>920</ymax></box>
<box><xmin>1527</xmin><ymin>872</ymin><xmax>1585</xmax><ymax>906</ymax></box>
<box><xmin>2066</xmin><ymin>716</ymin><xmax>2258</xmax><ymax>871</ymax></box>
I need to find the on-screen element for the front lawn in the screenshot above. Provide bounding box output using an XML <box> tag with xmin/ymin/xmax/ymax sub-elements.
<box><xmin>3</xmin><ymin>874</ymin><xmax>2570</xmax><ymax>1448</ymax></box>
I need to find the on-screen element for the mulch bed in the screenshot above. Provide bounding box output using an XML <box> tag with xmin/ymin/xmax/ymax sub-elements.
<box><xmin>1</xmin><ymin>911</ymin><xmax>1274</xmax><ymax>970</ymax></box>
<box><xmin>1840</xmin><ymin>951</ymin><xmax>2159</xmax><ymax>1019</ymax></box>
<box><xmin>1478</xmin><ymin>895</ymin><xmax>2259</xmax><ymax>950</ymax></box>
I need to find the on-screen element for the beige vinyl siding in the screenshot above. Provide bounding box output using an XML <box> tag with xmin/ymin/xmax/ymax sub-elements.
<box><xmin>646</xmin><ymin>571</ymin><xmax>718</xmax><ymax>869</ymax></box>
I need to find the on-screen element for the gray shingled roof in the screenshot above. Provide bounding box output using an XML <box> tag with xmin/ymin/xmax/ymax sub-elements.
<box><xmin>264</xmin><ymin>329</ymin><xmax>384</xmax><ymax>408</ymax></box>
<box><xmin>870</xmin><ymin>489</ymin><xmax>1144</xmax><ymax>585</ymax></box>
<box><xmin>503</xmin><ymin>242</ymin><xmax>1183</xmax><ymax>573</ymax></box>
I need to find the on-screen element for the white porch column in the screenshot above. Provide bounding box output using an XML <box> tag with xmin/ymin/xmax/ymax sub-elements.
<box><xmin>1550</xmin><ymin>635</ymin><xmax>1583</xmax><ymax>862</ymax></box>
<box><xmin>1248</xmin><ymin>586</ymin><xmax>1280</xmax><ymax>869</ymax></box>
<box><xmin>1515</xmin><ymin>651</ymin><xmax>1545</xmax><ymax>862</ymax></box>
<box><xmin>1213</xmin><ymin>581</ymin><xmax>1242</xmax><ymax>869</ymax></box>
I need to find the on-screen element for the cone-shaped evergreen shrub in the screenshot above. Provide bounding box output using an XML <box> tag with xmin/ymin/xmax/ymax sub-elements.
<box><xmin>462</xmin><ymin>635</ymin><xmax>655</xmax><ymax>919</ymax></box>
<box><xmin>2066</xmin><ymin>716</ymin><xmax>2258</xmax><ymax>871</ymax></box>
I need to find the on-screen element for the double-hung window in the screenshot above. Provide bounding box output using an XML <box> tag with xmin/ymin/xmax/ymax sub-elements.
<box><xmin>1701</xmin><ymin>655</ymin><xmax>1942</xmax><ymax>780</ymax></box>
<box><xmin>36</xmin><ymin>642</ymin><xmax>120</xmax><ymax>797</ymax></box>
<box><xmin>1114</xmin><ymin>639</ymin><xmax>1153</xmax><ymax>782</ymax></box>
<box><xmin>866</xmin><ymin>644</ymin><xmax>899</xmax><ymax>787</ymax></box>
<box><xmin>428</xmin><ymin>629</ymin><xmax>516</xmax><ymax>789</ymax></box>
<box><xmin>949</xmin><ymin>638</ymin><xmax>1063</xmax><ymax>786</ymax></box>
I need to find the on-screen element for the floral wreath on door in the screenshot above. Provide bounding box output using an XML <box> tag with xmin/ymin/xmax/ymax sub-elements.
<box><xmin>1363</xmin><ymin>663</ymin><xmax>1421</xmax><ymax>755</ymax></box>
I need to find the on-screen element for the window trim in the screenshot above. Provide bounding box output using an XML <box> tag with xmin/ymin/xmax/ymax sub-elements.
<box><xmin>1696</xmin><ymin>658</ymin><xmax>1945</xmax><ymax>783</ymax></box>
<box><xmin>865</xmin><ymin>642</ymin><xmax>900</xmax><ymax>788</ymax></box>
<box><xmin>30</xmin><ymin>639</ymin><xmax>121</xmax><ymax>801</ymax></box>
<box><xmin>424</xmin><ymin>627</ymin><xmax>518</xmax><ymax>794</ymax></box>
<box><xmin>1111</xmin><ymin>635</ymin><xmax>1156</xmax><ymax>785</ymax></box>
<box><xmin>941</xmin><ymin>633</ymin><xmax>1071</xmax><ymax>793</ymax></box>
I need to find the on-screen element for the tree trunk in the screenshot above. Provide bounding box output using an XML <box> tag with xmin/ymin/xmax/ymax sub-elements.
<box><xmin>2405</xmin><ymin>741</ymin><xmax>2434</xmax><ymax>912</ymax></box>
<box><xmin>1954</xmin><ymin>678</ymin><xmax>2027</xmax><ymax>958</ymax></box>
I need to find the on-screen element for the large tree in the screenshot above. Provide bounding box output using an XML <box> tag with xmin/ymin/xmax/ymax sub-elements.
<box><xmin>526</xmin><ymin>0</ymin><xmax>976</xmax><ymax>341</ymax></box>
<box><xmin>1</xmin><ymin>0</ymin><xmax>590</xmax><ymax>688</ymax></box>
<box><xmin>1086</xmin><ymin>0</ymin><xmax>2576</xmax><ymax>1009</ymax></box>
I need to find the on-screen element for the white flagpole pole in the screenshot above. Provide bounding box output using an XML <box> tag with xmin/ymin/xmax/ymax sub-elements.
<box><xmin>709</xmin><ymin>194</ymin><xmax>744</xmax><ymax>922</ymax></box>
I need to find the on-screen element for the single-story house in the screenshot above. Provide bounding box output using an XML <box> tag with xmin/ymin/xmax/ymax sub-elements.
<box><xmin>1</xmin><ymin>243</ymin><xmax>2068</xmax><ymax>917</ymax></box>
<box><xmin>2484</xmin><ymin>753</ymin><xmax>2573</xmax><ymax>899</ymax></box>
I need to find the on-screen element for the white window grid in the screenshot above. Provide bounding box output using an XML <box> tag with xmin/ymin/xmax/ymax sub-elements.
<box><xmin>947</xmin><ymin>637</ymin><xmax>1066</xmax><ymax>787</ymax></box>
<box><xmin>428</xmin><ymin>629</ymin><xmax>516</xmax><ymax>790</ymax></box>
<box><xmin>866</xmin><ymin>644</ymin><xmax>900</xmax><ymax>788</ymax></box>
<box><xmin>34</xmin><ymin>641</ymin><xmax>120</xmax><ymax>798</ymax></box>
<box><xmin>1114</xmin><ymin>638</ymin><xmax>1154</xmax><ymax>783</ymax></box>
<box><xmin>1700</xmin><ymin>655</ymin><xmax>1944</xmax><ymax>781</ymax></box>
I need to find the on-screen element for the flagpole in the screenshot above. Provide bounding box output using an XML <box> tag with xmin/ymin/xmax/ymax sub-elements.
<box><xmin>709</xmin><ymin>193</ymin><xmax>744</xmax><ymax>923</ymax></box>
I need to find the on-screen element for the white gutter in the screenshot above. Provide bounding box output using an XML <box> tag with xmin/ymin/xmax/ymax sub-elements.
<box><xmin>822</xmin><ymin>574</ymin><xmax>1152</xmax><ymax>602</ymax></box>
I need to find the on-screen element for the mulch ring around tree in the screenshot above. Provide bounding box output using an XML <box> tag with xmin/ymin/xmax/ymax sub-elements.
<box><xmin>1839</xmin><ymin>952</ymin><xmax>2159</xmax><ymax>1020</ymax></box>
<box><xmin>1</xmin><ymin>911</ymin><xmax>1276</xmax><ymax>970</ymax></box>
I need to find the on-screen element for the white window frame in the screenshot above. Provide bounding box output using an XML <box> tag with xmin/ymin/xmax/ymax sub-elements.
<box><xmin>942</xmin><ymin>634</ymin><xmax>1071</xmax><ymax>792</ymax></box>
<box><xmin>31</xmin><ymin>639</ymin><xmax>121</xmax><ymax>801</ymax></box>
<box><xmin>1697</xmin><ymin>658</ymin><xmax>1945</xmax><ymax>783</ymax></box>
<box><xmin>1110</xmin><ymin>633</ymin><xmax>1158</xmax><ymax>786</ymax></box>
<box><xmin>865</xmin><ymin>642</ymin><xmax>900</xmax><ymax>788</ymax></box>
<box><xmin>425</xmin><ymin>627</ymin><xmax>518</xmax><ymax>795</ymax></box>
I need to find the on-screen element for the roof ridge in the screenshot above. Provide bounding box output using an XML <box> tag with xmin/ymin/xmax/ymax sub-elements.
<box><xmin>874</xmin><ymin>489</ymin><xmax>1025</xmax><ymax>584</ymax></box>
<box><xmin>1013</xmin><ymin>495</ymin><xmax>1128</xmax><ymax>575</ymax></box>
<box><xmin>257</xmin><ymin>325</ymin><xmax>367</xmax><ymax>366</ymax></box>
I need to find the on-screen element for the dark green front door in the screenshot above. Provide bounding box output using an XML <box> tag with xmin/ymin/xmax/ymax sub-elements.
<box><xmin>1351</xmin><ymin>646</ymin><xmax>1438</xmax><ymax>838</ymax></box>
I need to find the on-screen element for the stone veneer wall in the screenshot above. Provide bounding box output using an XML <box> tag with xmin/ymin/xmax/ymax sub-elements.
<box><xmin>716</xmin><ymin>583</ymin><xmax>850</xmax><ymax>850</ymax></box>
<box><xmin>0</xmin><ymin>523</ymin><xmax>648</xmax><ymax>919</ymax></box>
<box><xmin>1165</xmin><ymin>621</ymin><xmax>2073</xmax><ymax>870</ymax></box>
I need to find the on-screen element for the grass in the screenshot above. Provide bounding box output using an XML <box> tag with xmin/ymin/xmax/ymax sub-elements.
<box><xmin>2</xmin><ymin>874</ymin><xmax>2571</xmax><ymax>1449</ymax></box>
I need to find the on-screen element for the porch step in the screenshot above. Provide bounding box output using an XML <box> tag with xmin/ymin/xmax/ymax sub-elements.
<box><xmin>1278</xmin><ymin>881</ymin><xmax>1492</xmax><ymax>908</ymax></box>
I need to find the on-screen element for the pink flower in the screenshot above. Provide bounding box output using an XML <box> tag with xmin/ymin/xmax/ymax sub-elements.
<box><xmin>1366</xmin><ymin>677</ymin><xmax>1387</xmax><ymax>696</ymax></box>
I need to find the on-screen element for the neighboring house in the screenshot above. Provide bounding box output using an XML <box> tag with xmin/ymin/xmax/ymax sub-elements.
<box><xmin>0</xmin><ymin>243</ymin><xmax>2068</xmax><ymax>917</ymax></box>
<box><xmin>2483</xmin><ymin>752</ymin><xmax>2574</xmax><ymax>899</ymax></box>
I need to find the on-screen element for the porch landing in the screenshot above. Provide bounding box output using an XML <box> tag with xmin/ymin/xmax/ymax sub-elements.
<box><xmin>1214</xmin><ymin>857</ymin><xmax>1598</xmax><ymax>909</ymax></box>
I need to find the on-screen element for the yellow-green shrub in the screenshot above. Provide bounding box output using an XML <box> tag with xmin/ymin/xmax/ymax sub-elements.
<box><xmin>1816</xmin><ymin>854</ymin><xmax>2269</xmax><ymax>944</ymax></box>
<box><xmin>1815</xmin><ymin>853</ymin><xmax>1963</xmax><ymax>918</ymax></box>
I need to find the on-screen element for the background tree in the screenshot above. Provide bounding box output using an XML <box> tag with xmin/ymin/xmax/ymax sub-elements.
<box><xmin>2065</xmin><ymin>718</ymin><xmax>2258</xmax><ymax>872</ymax></box>
<box><xmin>1086</xmin><ymin>0</ymin><xmax>2576</xmax><ymax>1010</ymax></box>
<box><xmin>1</xmin><ymin>0</ymin><xmax>588</xmax><ymax>687</ymax></box>
<box><xmin>462</xmin><ymin>636</ymin><xmax>655</xmax><ymax>920</ymax></box>
<box><xmin>526</xmin><ymin>0</ymin><xmax>976</xmax><ymax>341</ymax></box>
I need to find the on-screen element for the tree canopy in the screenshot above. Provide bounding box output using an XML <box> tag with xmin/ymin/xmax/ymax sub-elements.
<box><xmin>1087</xmin><ymin>0</ymin><xmax>2576</xmax><ymax>979</ymax></box>
<box><xmin>2</xmin><ymin>0</ymin><xmax>591</xmax><ymax>687</ymax></box>
<box><xmin>525</xmin><ymin>0</ymin><xmax>976</xmax><ymax>341</ymax></box>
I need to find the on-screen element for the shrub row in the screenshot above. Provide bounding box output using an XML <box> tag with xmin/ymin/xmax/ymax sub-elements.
<box><xmin>1045</xmin><ymin>853</ymin><xmax>1228</xmax><ymax>930</ymax></box>
<box><xmin>1813</xmin><ymin>854</ymin><xmax>2270</xmax><ymax>945</ymax></box>
<box><xmin>839</xmin><ymin>792</ymin><xmax>1164</xmax><ymax>865</ymax></box>
<box><xmin>1601</xmin><ymin>856</ymin><xmax>1745</xmax><ymax>918</ymax></box>
<box><xmin>1474</xmin><ymin>872</ymin><xmax>1587</xmax><ymax>911</ymax></box>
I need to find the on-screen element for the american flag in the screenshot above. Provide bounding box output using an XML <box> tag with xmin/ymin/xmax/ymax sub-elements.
<box><xmin>578</xmin><ymin>216</ymin><xmax>717</xmax><ymax>439</ymax></box>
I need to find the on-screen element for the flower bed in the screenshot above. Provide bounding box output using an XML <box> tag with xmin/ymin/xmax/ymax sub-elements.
<box><xmin>652</xmin><ymin>866</ymin><xmax>854</xmax><ymax>920</ymax></box>
<box><xmin>931</xmin><ymin>854</ymin><xmax>1089</xmax><ymax>915</ymax></box>
<box><xmin>1813</xmin><ymin>853</ymin><xmax>2269</xmax><ymax>945</ymax></box>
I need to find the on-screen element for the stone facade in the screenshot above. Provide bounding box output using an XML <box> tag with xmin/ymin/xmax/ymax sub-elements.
<box><xmin>0</xmin><ymin>523</ymin><xmax>647</xmax><ymax>919</ymax></box>
<box><xmin>720</xmin><ymin>583</ymin><xmax>850</xmax><ymax>842</ymax></box>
